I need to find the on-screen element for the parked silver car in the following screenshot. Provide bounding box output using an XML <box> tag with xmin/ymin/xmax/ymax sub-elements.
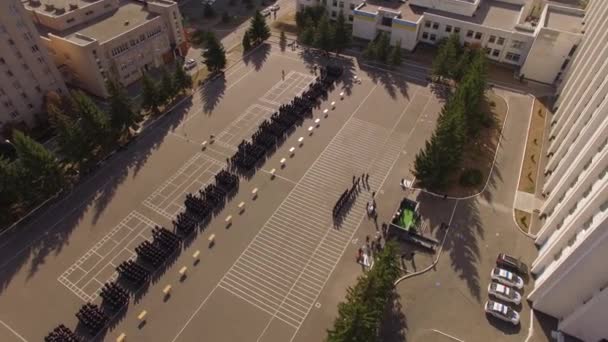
<box><xmin>488</xmin><ymin>281</ymin><xmax>521</xmax><ymax>305</ymax></box>
<box><xmin>485</xmin><ymin>300</ymin><xmax>520</xmax><ymax>325</ymax></box>
<box><xmin>490</xmin><ymin>267</ymin><xmax>524</xmax><ymax>290</ymax></box>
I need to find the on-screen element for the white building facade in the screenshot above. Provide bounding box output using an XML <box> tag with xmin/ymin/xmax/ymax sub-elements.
<box><xmin>296</xmin><ymin>0</ymin><xmax>585</xmax><ymax>84</ymax></box>
<box><xmin>0</xmin><ymin>0</ymin><xmax>68</xmax><ymax>132</ymax></box>
<box><xmin>528</xmin><ymin>0</ymin><xmax>608</xmax><ymax>341</ymax></box>
<box><xmin>22</xmin><ymin>0</ymin><xmax>187</xmax><ymax>98</ymax></box>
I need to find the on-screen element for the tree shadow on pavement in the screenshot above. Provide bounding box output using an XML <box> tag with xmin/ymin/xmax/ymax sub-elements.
<box><xmin>243</xmin><ymin>43</ymin><xmax>271</xmax><ymax>71</ymax></box>
<box><xmin>0</xmin><ymin>95</ymin><xmax>195</xmax><ymax>289</ymax></box>
<box><xmin>378</xmin><ymin>290</ymin><xmax>409</xmax><ymax>342</ymax></box>
<box><xmin>442</xmin><ymin>198</ymin><xmax>484</xmax><ymax>302</ymax></box>
<box><xmin>478</xmin><ymin>126</ymin><xmax>505</xmax><ymax>205</ymax></box>
<box><xmin>358</xmin><ymin>62</ymin><xmax>421</xmax><ymax>101</ymax></box>
<box><xmin>199</xmin><ymin>75</ymin><xmax>226</xmax><ymax>114</ymax></box>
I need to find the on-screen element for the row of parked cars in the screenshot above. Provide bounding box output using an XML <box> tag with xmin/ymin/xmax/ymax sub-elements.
<box><xmin>484</xmin><ymin>253</ymin><xmax>528</xmax><ymax>326</ymax></box>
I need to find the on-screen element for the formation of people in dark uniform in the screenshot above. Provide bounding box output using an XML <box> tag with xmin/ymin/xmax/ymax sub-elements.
<box><xmin>45</xmin><ymin>64</ymin><xmax>344</xmax><ymax>341</ymax></box>
<box><xmin>230</xmin><ymin>65</ymin><xmax>343</xmax><ymax>172</ymax></box>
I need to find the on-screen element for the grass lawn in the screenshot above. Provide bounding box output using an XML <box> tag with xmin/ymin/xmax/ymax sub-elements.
<box><xmin>517</xmin><ymin>96</ymin><xmax>548</xmax><ymax>194</ymax></box>
<box><xmin>444</xmin><ymin>90</ymin><xmax>508</xmax><ymax>197</ymax></box>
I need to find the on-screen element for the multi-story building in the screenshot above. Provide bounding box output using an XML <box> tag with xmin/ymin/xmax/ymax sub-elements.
<box><xmin>297</xmin><ymin>0</ymin><xmax>585</xmax><ymax>84</ymax></box>
<box><xmin>527</xmin><ymin>0</ymin><xmax>608</xmax><ymax>341</ymax></box>
<box><xmin>22</xmin><ymin>0</ymin><xmax>187</xmax><ymax>98</ymax></box>
<box><xmin>0</xmin><ymin>0</ymin><xmax>68</xmax><ymax>132</ymax></box>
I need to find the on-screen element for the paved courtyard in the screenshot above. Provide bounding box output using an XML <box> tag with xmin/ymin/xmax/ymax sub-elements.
<box><xmin>0</xmin><ymin>42</ymin><xmax>543</xmax><ymax>342</ymax></box>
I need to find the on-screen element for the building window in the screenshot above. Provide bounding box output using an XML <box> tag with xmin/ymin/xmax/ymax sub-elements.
<box><xmin>37</xmin><ymin>56</ymin><xmax>44</xmax><ymax>64</ymax></box>
<box><xmin>22</xmin><ymin>63</ymin><xmax>29</xmax><ymax>70</ymax></box>
<box><xmin>466</xmin><ymin>30</ymin><xmax>474</xmax><ymax>38</ymax></box>
<box><xmin>348</xmin><ymin>14</ymin><xmax>353</xmax><ymax>21</ymax></box>
<box><xmin>331</xmin><ymin>11</ymin><xmax>337</xmax><ymax>17</ymax></box>
<box><xmin>28</xmin><ymin>104</ymin><xmax>34</xmax><ymax>109</ymax></box>
<box><xmin>339</xmin><ymin>1</ymin><xmax>344</xmax><ymax>7</ymax></box>
<box><xmin>492</xmin><ymin>49</ymin><xmax>500</xmax><ymax>57</ymax></box>
<box><xmin>85</xmin><ymin>10</ymin><xmax>94</xmax><ymax>15</ymax></box>
<box><xmin>454</xmin><ymin>27</ymin><xmax>460</xmax><ymax>34</ymax></box>
<box><xmin>31</xmin><ymin>45</ymin><xmax>39</xmax><ymax>52</ymax></box>
<box><xmin>350</xmin><ymin>3</ymin><xmax>355</xmax><ymax>9</ymax></box>
<box><xmin>0</xmin><ymin>57</ymin><xmax>4</xmax><ymax>64</ymax></box>
<box><xmin>568</xmin><ymin>44</ymin><xmax>578</xmax><ymax>57</ymax></box>
<box><xmin>9</xmin><ymin>111</ymin><xmax>19</xmax><ymax>119</ymax></box>
<box><xmin>474</xmin><ymin>32</ymin><xmax>482</xmax><ymax>40</ymax></box>
<box><xmin>424</xmin><ymin>21</ymin><xmax>431</xmax><ymax>28</ymax></box>
<box><xmin>20</xmin><ymin>92</ymin><xmax>27</xmax><ymax>99</ymax></box>
<box><xmin>8</xmin><ymin>39</ymin><xmax>15</xmax><ymax>45</ymax></box>
<box><xmin>67</xmin><ymin>18</ymin><xmax>75</xmax><ymax>24</ymax></box>
<box><xmin>511</xmin><ymin>40</ymin><xmax>524</xmax><ymax>49</ymax></box>
<box><xmin>422</xmin><ymin>32</ymin><xmax>429</xmax><ymax>39</ymax></box>
<box><xmin>6</xmin><ymin>70</ymin><xmax>13</xmax><ymax>77</ymax></box>
<box><xmin>497</xmin><ymin>37</ymin><xmax>505</xmax><ymax>45</ymax></box>
<box><xmin>332</xmin><ymin>0</ymin><xmax>337</xmax><ymax>6</ymax></box>
<box><xmin>484</xmin><ymin>47</ymin><xmax>491</xmax><ymax>55</ymax></box>
<box><xmin>432</xmin><ymin>22</ymin><xmax>439</xmax><ymax>30</ymax></box>
<box><xmin>560</xmin><ymin>59</ymin><xmax>569</xmax><ymax>70</ymax></box>
<box><xmin>488</xmin><ymin>35</ymin><xmax>496</xmax><ymax>43</ymax></box>
<box><xmin>445</xmin><ymin>25</ymin><xmax>452</xmax><ymax>32</ymax></box>
<box><xmin>505</xmin><ymin>52</ymin><xmax>521</xmax><ymax>62</ymax></box>
<box><xmin>35</xmin><ymin>85</ymin><xmax>41</xmax><ymax>93</ymax></box>
<box><xmin>430</xmin><ymin>33</ymin><xmax>437</xmax><ymax>41</ymax></box>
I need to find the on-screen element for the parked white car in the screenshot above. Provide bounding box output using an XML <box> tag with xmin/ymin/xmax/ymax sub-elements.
<box><xmin>491</xmin><ymin>267</ymin><xmax>524</xmax><ymax>290</ymax></box>
<box><xmin>183</xmin><ymin>58</ymin><xmax>197</xmax><ymax>70</ymax></box>
<box><xmin>488</xmin><ymin>282</ymin><xmax>521</xmax><ymax>305</ymax></box>
<box><xmin>485</xmin><ymin>300</ymin><xmax>520</xmax><ymax>325</ymax></box>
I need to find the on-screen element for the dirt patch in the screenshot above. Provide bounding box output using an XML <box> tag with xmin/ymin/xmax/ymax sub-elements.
<box><xmin>514</xmin><ymin>209</ymin><xmax>532</xmax><ymax>233</ymax></box>
<box><xmin>271</xmin><ymin>12</ymin><xmax>297</xmax><ymax>34</ymax></box>
<box><xmin>517</xmin><ymin>97</ymin><xmax>548</xmax><ymax>194</ymax></box>
<box><xmin>444</xmin><ymin>90</ymin><xmax>508</xmax><ymax>197</ymax></box>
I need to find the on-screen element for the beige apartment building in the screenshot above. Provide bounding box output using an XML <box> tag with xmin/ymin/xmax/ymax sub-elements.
<box><xmin>22</xmin><ymin>0</ymin><xmax>188</xmax><ymax>98</ymax></box>
<box><xmin>0</xmin><ymin>0</ymin><xmax>68</xmax><ymax>133</ymax></box>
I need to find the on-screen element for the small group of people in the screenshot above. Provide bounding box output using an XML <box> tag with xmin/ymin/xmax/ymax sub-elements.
<box><xmin>356</xmin><ymin>233</ymin><xmax>384</xmax><ymax>265</ymax></box>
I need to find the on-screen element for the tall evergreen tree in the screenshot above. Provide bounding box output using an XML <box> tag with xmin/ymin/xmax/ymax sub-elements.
<box><xmin>49</xmin><ymin>104</ymin><xmax>89</xmax><ymax>163</ymax></box>
<box><xmin>279</xmin><ymin>31</ymin><xmax>287</xmax><ymax>51</ymax></box>
<box><xmin>72</xmin><ymin>91</ymin><xmax>111</xmax><ymax>148</ymax></box>
<box><xmin>390</xmin><ymin>41</ymin><xmax>402</xmax><ymax>66</ymax></box>
<box><xmin>106</xmin><ymin>79</ymin><xmax>140</xmax><ymax>136</ymax></box>
<box><xmin>159</xmin><ymin>68</ymin><xmax>175</xmax><ymax>103</ymax></box>
<box><xmin>174</xmin><ymin>61</ymin><xmax>193</xmax><ymax>93</ymax></box>
<box><xmin>375</xmin><ymin>32</ymin><xmax>391</xmax><ymax>62</ymax></box>
<box><xmin>333</xmin><ymin>11</ymin><xmax>350</xmax><ymax>54</ymax></box>
<box><xmin>242</xmin><ymin>30</ymin><xmax>252</xmax><ymax>51</ymax></box>
<box><xmin>363</xmin><ymin>39</ymin><xmax>376</xmax><ymax>59</ymax></box>
<box><xmin>141</xmin><ymin>73</ymin><xmax>162</xmax><ymax>114</ymax></box>
<box><xmin>299</xmin><ymin>18</ymin><xmax>315</xmax><ymax>46</ymax></box>
<box><xmin>249</xmin><ymin>10</ymin><xmax>271</xmax><ymax>44</ymax></box>
<box><xmin>327</xmin><ymin>241</ymin><xmax>400</xmax><ymax>342</ymax></box>
<box><xmin>313</xmin><ymin>15</ymin><xmax>333</xmax><ymax>53</ymax></box>
<box><xmin>0</xmin><ymin>156</ymin><xmax>19</xmax><ymax>208</ymax></box>
<box><xmin>203</xmin><ymin>33</ymin><xmax>227</xmax><ymax>73</ymax></box>
<box><xmin>12</xmin><ymin>130</ymin><xmax>63</xmax><ymax>195</ymax></box>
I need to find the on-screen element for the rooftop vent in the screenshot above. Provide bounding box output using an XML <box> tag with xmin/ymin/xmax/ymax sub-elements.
<box><xmin>69</xmin><ymin>3</ymin><xmax>79</xmax><ymax>10</ymax></box>
<box><xmin>44</xmin><ymin>4</ymin><xmax>56</xmax><ymax>11</ymax></box>
<box><xmin>124</xmin><ymin>21</ymin><xmax>130</xmax><ymax>26</ymax></box>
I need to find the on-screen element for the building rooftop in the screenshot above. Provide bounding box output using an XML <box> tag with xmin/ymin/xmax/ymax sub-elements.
<box><xmin>425</xmin><ymin>0</ymin><xmax>523</xmax><ymax>31</ymax></box>
<box><xmin>39</xmin><ymin>1</ymin><xmax>158</xmax><ymax>44</ymax></box>
<box><xmin>544</xmin><ymin>6</ymin><xmax>583</xmax><ymax>34</ymax></box>
<box><xmin>21</xmin><ymin>0</ymin><xmax>113</xmax><ymax>16</ymax></box>
<box><xmin>357</xmin><ymin>1</ymin><xmax>424</xmax><ymax>22</ymax></box>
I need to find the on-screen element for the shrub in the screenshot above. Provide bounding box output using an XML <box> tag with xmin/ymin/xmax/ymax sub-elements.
<box><xmin>459</xmin><ymin>168</ymin><xmax>483</xmax><ymax>187</ymax></box>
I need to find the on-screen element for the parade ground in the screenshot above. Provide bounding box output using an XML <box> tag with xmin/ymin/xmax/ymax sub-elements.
<box><xmin>0</xmin><ymin>42</ymin><xmax>540</xmax><ymax>342</ymax></box>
